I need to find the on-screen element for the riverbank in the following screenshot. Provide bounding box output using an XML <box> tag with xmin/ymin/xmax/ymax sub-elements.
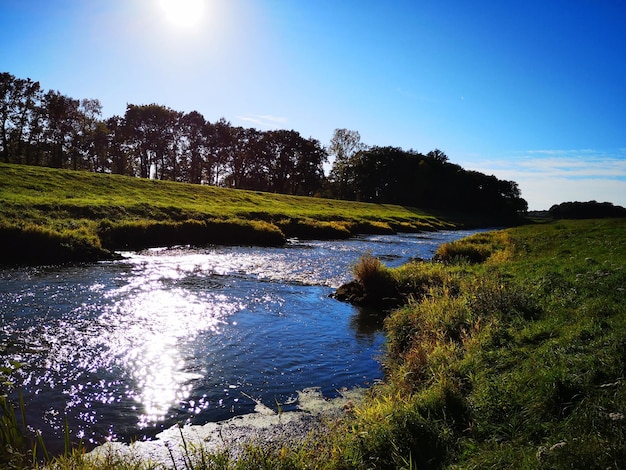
<box><xmin>2</xmin><ymin>219</ymin><xmax>625</xmax><ymax>468</ymax></box>
<box><xmin>87</xmin><ymin>387</ymin><xmax>363</xmax><ymax>468</ymax></box>
<box><xmin>0</xmin><ymin>163</ymin><xmax>511</xmax><ymax>265</ymax></box>
<box><xmin>332</xmin><ymin>218</ymin><xmax>626</xmax><ymax>468</ymax></box>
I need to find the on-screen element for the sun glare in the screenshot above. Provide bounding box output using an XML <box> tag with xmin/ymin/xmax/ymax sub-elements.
<box><xmin>159</xmin><ymin>0</ymin><xmax>206</xmax><ymax>28</ymax></box>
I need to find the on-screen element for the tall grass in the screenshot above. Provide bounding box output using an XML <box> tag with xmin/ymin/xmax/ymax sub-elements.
<box><xmin>97</xmin><ymin>218</ymin><xmax>286</xmax><ymax>250</ymax></box>
<box><xmin>0</xmin><ymin>360</ymin><xmax>54</xmax><ymax>469</ymax></box>
<box><xmin>375</xmin><ymin>218</ymin><xmax>626</xmax><ymax>468</ymax></box>
<box><xmin>434</xmin><ymin>230</ymin><xmax>513</xmax><ymax>264</ymax></box>
<box><xmin>330</xmin><ymin>219</ymin><xmax>626</xmax><ymax>468</ymax></box>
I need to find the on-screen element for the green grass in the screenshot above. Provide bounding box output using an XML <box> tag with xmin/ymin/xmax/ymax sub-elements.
<box><xmin>0</xmin><ymin>163</ymin><xmax>465</xmax><ymax>264</ymax></box>
<box><xmin>355</xmin><ymin>218</ymin><xmax>626</xmax><ymax>468</ymax></box>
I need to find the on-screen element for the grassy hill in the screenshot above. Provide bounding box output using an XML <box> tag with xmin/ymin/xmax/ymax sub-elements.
<box><xmin>0</xmin><ymin>163</ymin><xmax>482</xmax><ymax>265</ymax></box>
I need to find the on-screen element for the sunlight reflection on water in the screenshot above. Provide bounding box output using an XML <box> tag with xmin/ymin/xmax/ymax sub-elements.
<box><xmin>97</xmin><ymin>261</ymin><xmax>241</xmax><ymax>428</ymax></box>
<box><xmin>0</xmin><ymin>229</ymin><xmax>487</xmax><ymax>448</ymax></box>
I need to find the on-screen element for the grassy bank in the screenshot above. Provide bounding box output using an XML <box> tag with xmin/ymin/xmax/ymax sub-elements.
<box><xmin>3</xmin><ymin>218</ymin><xmax>624</xmax><ymax>469</ymax></box>
<box><xmin>0</xmin><ymin>163</ymin><xmax>474</xmax><ymax>265</ymax></box>
<box><xmin>338</xmin><ymin>218</ymin><xmax>626</xmax><ymax>469</ymax></box>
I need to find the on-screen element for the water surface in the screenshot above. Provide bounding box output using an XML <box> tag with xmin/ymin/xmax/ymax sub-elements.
<box><xmin>0</xmin><ymin>230</ymin><xmax>483</xmax><ymax>449</ymax></box>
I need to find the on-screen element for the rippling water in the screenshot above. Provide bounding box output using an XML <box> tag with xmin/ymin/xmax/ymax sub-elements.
<box><xmin>0</xmin><ymin>230</ymin><xmax>483</xmax><ymax>451</ymax></box>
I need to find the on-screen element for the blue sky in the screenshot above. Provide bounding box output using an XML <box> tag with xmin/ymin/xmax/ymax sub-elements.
<box><xmin>2</xmin><ymin>0</ymin><xmax>625</xmax><ymax>209</ymax></box>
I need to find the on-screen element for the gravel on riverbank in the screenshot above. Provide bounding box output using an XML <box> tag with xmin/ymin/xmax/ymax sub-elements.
<box><xmin>87</xmin><ymin>387</ymin><xmax>363</xmax><ymax>468</ymax></box>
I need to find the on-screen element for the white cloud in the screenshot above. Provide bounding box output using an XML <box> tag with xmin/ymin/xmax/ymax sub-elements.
<box><xmin>460</xmin><ymin>149</ymin><xmax>626</xmax><ymax>210</ymax></box>
<box><xmin>236</xmin><ymin>114</ymin><xmax>288</xmax><ymax>129</ymax></box>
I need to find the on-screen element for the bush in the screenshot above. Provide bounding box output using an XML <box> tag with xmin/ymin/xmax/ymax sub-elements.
<box><xmin>434</xmin><ymin>230</ymin><xmax>513</xmax><ymax>264</ymax></box>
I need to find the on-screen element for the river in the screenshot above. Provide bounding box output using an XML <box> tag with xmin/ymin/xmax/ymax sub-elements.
<box><xmin>0</xmin><ymin>229</ymin><xmax>483</xmax><ymax>452</ymax></box>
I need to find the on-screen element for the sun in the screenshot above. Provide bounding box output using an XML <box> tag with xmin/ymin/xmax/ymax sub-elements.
<box><xmin>159</xmin><ymin>0</ymin><xmax>206</xmax><ymax>28</ymax></box>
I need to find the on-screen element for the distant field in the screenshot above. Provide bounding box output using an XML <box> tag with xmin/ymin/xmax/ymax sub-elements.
<box><xmin>0</xmin><ymin>163</ymin><xmax>475</xmax><ymax>264</ymax></box>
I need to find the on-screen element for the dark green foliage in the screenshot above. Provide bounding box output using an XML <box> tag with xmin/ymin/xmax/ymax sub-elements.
<box><xmin>327</xmin><ymin>145</ymin><xmax>528</xmax><ymax>219</ymax></box>
<box><xmin>549</xmin><ymin>200</ymin><xmax>626</xmax><ymax>219</ymax></box>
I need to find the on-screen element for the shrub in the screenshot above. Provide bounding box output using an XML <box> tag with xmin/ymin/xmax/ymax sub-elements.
<box><xmin>435</xmin><ymin>230</ymin><xmax>513</xmax><ymax>264</ymax></box>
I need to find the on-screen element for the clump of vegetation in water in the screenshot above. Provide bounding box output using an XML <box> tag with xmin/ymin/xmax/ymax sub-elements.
<box><xmin>334</xmin><ymin>253</ymin><xmax>402</xmax><ymax>308</ymax></box>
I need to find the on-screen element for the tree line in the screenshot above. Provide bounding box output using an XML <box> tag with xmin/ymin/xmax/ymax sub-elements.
<box><xmin>549</xmin><ymin>201</ymin><xmax>626</xmax><ymax>219</ymax></box>
<box><xmin>328</xmin><ymin>129</ymin><xmax>527</xmax><ymax>215</ymax></box>
<box><xmin>0</xmin><ymin>72</ymin><xmax>326</xmax><ymax>195</ymax></box>
<box><xmin>1</xmin><ymin>71</ymin><xmax>527</xmax><ymax>217</ymax></box>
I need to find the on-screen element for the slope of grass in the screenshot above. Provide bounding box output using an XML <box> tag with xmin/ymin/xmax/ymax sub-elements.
<box><xmin>344</xmin><ymin>218</ymin><xmax>626</xmax><ymax>468</ymax></box>
<box><xmin>0</xmin><ymin>163</ymin><xmax>468</xmax><ymax>264</ymax></box>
